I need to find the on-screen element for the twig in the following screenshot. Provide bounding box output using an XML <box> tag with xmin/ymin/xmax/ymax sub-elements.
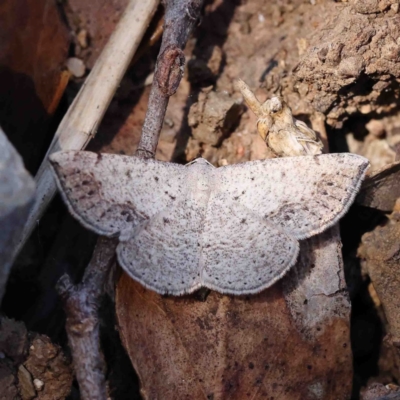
<box><xmin>12</xmin><ymin>0</ymin><xmax>159</xmax><ymax>259</ymax></box>
<box><xmin>136</xmin><ymin>0</ymin><xmax>205</xmax><ymax>158</ymax></box>
<box><xmin>0</xmin><ymin>128</ymin><xmax>35</xmax><ymax>305</ymax></box>
<box><xmin>54</xmin><ymin>1</ymin><xmax>204</xmax><ymax>397</ymax></box>
<box><xmin>56</xmin><ymin>237</ymin><xmax>117</xmax><ymax>400</ymax></box>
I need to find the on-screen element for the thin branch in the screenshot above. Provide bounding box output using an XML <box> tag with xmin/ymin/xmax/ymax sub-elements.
<box><xmin>55</xmin><ymin>2</ymin><xmax>205</xmax><ymax>398</ymax></box>
<box><xmin>56</xmin><ymin>237</ymin><xmax>117</xmax><ymax>400</ymax></box>
<box><xmin>11</xmin><ymin>0</ymin><xmax>159</xmax><ymax>260</ymax></box>
<box><xmin>136</xmin><ymin>0</ymin><xmax>205</xmax><ymax>158</ymax></box>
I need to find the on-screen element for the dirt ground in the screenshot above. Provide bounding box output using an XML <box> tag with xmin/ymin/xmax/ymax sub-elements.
<box><xmin>1</xmin><ymin>0</ymin><xmax>400</xmax><ymax>399</ymax></box>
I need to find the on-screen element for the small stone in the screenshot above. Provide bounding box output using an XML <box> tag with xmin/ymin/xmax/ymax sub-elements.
<box><xmin>366</xmin><ymin>119</ymin><xmax>385</xmax><ymax>138</ymax></box>
<box><xmin>18</xmin><ymin>365</ymin><xmax>36</xmax><ymax>400</ymax></box>
<box><xmin>338</xmin><ymin>56</ymin><xmax>365</xmax><ymax>77</ymax></box>
<box><xmin>325</xmin><ymin>43</ymin><xmax>344</xmax><ymax>67</ymax></box>
<box><xmin>378</xmin><ymin>0</ymin><xmax>392</xmax><ymax>12</ymax></box>
<box><xmin>0</xmin><ymin>317</ymin><xmax>28</xmax><ymax>362</ymax></box>
<box><xmin>164</xmin><ymin>118</ymin><xmax>174</xmax><ymax>129</ymax></box>
<box><xmin>372</xmin><ymin>80</ymin><xmax>390</xmax><ymax>91</ymax></box>
<box><xmin>297</xmin><ymin>82</ymin><xmax>309</xmax><ymax>98</ymax></box>
<box><xmin>317</xmin><ymin>47</ymin><xmax>329</xmax><ymax>63</ymax></box>
<box><xmin>296</xmin><ymin>38</ymin><xmax>308</xmax><ymax>57</ymax></box>
<box><xmin>345</xmin><ymin>105</ymin><xmax>357</xmax><ymax>114</ymax></box>
<box><xmin>77</xmin><ymin>29</ymin><xmax>88</xmax><ymax>48</ymax></box>
<box><xmin>360</xmin><ymin>104</ymin><xmax>372</xmax><ymax>114</ymax></box>
<box><xmin>353</xmin><ymin>0</ymin><xmax>380</xmax><ymax>14</ymax></box>
<box><xmin>66</xmin><ymin>57</ymin><xmax>86</xmax><ymax>78</ymax></box>
<box><xmin>188</xmin><ymin>89</ymin><xmax>243</xmax><ymax>146</ymax></box>
<box><xmin>381</xmin><ymin>43</ymin><xmax>400</xmax><ymax>62</ymax></box>
<box><xmin>386</xmin><ymin>383</ymin><xmax>400</xmax><ymax>391</ymax></box>
<box><xmin>33</xmin><ymin>378</ymin><xmax>44</xmax><ymax>391</ymax></box>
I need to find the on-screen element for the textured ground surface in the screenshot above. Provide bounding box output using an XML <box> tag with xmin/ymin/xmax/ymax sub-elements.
<box><xmin>1</xmin><ymin>0</ymin><xmax>400</xmax><ymax>398</ymax></box>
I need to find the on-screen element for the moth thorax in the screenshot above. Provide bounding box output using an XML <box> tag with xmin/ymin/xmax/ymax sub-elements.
<box><xmin>196</xmin><ymin>175</ymin><xmax>210</xmax><ymax>192</ymax></box>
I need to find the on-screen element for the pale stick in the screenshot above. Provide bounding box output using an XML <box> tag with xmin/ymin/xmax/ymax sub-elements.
<box><xmin>12</xmin><ymin>0</ymin><xmax>159</xmax><ymax>259</ymax></box>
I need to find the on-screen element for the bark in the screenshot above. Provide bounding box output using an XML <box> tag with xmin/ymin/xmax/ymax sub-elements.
<box><xmin>136</xmin><ymin>0</ymin><xmax>204</xmax><ymax>158</ymax></box>
<box><xmin>57</xmin><ymin>237</ymin><xmax>117</xmax><ymax>400</ymax></box>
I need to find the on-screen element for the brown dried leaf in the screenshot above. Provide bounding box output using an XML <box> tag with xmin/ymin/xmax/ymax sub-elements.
<box><xmin>116</xmin><ymin>227</ymin><xmax>352</xmax><ymax>400</ymax></box>
<box><xmin>0</xmin><ymin>0</ymin><xmax>70</xmax><ymax>113</ymax></box>
<box><xmin>0</xmin><ymin>0</ymin><xmax>70</xmax><ymax>171</ymax></box>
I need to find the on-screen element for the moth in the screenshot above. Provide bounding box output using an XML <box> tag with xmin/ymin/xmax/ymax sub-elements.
<box><xmin>50</xmin><ymin>151</ymin><xmax>368</xmax><ymax>295</ymax></box>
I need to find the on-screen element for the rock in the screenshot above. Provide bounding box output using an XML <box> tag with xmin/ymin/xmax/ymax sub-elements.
<box><xmin>366</xmin><ymin>119</ymin><xmax>386</xmax><ymax>138</ymax></box>
<box><xmin>66</xmin><ymin>57</ymin><xmax>86</xmax><ymax>78</ymax></box>
<box><xmin>353</xmin><ymin>0</ymin><xmax>380</xmax><ymax>14</ymax></box>
<box><xmin>18</xmin><ymin>365</ymin><xmax>36</xmax><ymax>400</ymax></box>
<box><xmin>33</xmin><ymin>378</ymin><xmax>44</xmax><ymax>391</ymax></box>
<box><xmin>188</xmin><ymin>89</ymin><xmax>243</xmax><ymax>146</ymax></box>
<box><xmin>362</xmin><ymin>382</ymin><xmax>400</xmax><ymax>399</ymax></box>
<box><xmin>0</xmin><ymin>362</ymin><xmax>18</xmax><ymax>400</ymax></box>
<box><xmin>77</xmin><ymin>29</ymin><xmax>88</xmax><ymax>49</ymax></box>
<box><xmin>0</xmin><ymin>318</ymin><xmax>28</xmax><ymax>364</ymax></box>
<box><xmin>338</xmin><ymin>56</ymin><xmax>365</xmax><ymax>78</ymax></box>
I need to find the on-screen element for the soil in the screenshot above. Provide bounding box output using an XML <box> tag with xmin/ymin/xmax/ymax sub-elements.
<box><xmin>1</xmin><ymin>0</ymin><xmax>400</xmax><ymax>398</ymax></box>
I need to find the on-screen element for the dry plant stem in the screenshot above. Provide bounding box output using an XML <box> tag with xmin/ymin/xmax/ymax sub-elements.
<box><xmin>57</xmin><ymin>237</ymin><xmax>117</xmax><ymax>400</ymax></box>
<box><xmin>12</xmin><ymin>0</ymin><xmax>159</xmax><ymax>259</ymax></box>
<box><xmin>136</xmin><ymin>0</ymin><xmax>205</xmax><ymax>158</ymax></box>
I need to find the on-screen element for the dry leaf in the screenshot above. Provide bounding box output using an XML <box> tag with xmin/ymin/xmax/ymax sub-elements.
<box><xmin>0</xmin><ymin>0</ymin><xmax>70</xmax><ymax>172</ymax></box>
<box><xmin>116</xmin><ymin>226</ymin><xmax>352</xmax><ymax>399</ymax></box>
